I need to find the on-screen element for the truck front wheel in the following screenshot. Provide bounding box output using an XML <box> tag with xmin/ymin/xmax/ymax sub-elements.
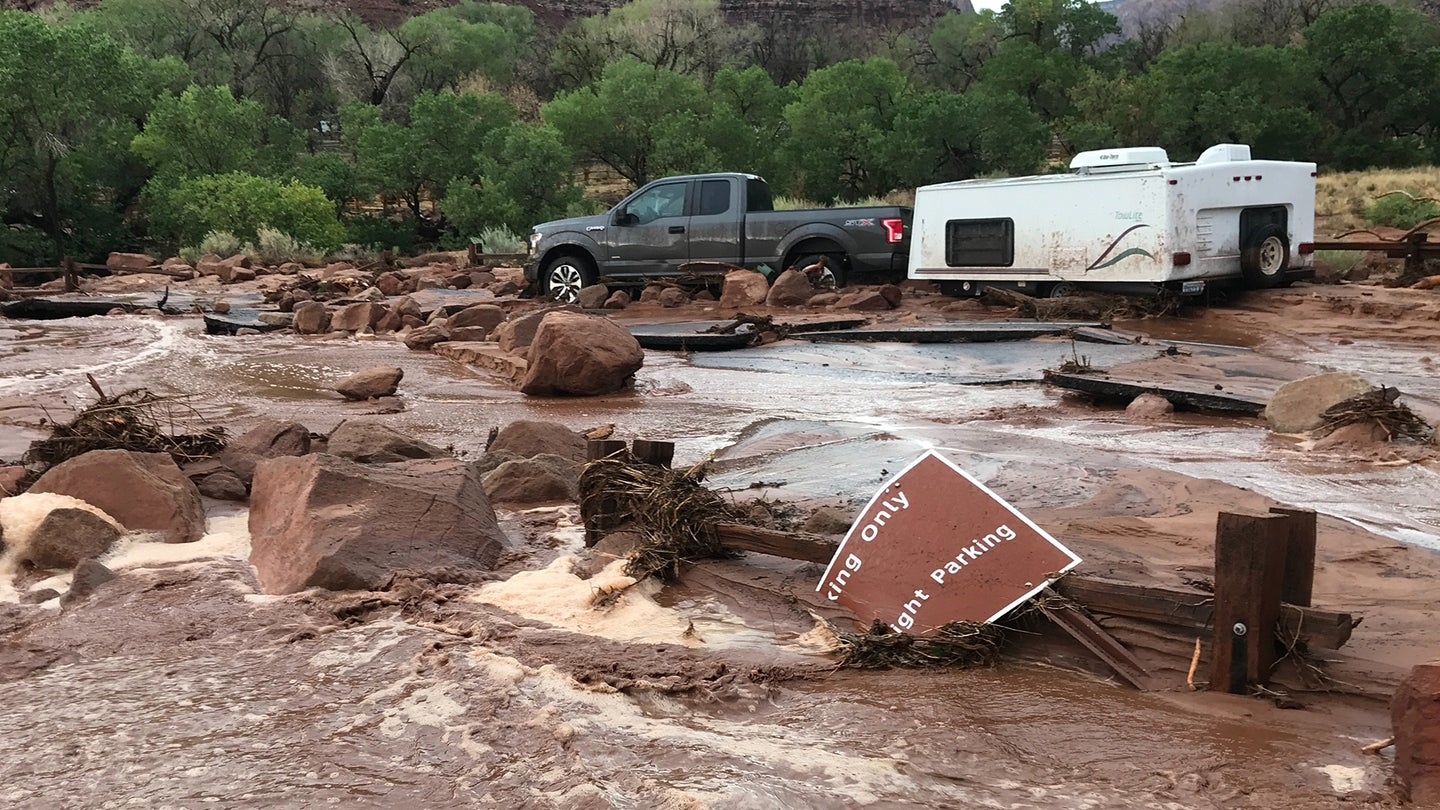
<box><xmin>793</xmin><ymin>253</ymin><xmax>847</xmax><ymax>290</ymax></box>
<box><xmin>542</xmin><ymin>255</ymin><xmax>596</xmax><ymax>303</ymax></box>
<box><xmin>1240</xmin><ymin>225</ymin><xmax>1289</xmax><ymax>289</ymax></box>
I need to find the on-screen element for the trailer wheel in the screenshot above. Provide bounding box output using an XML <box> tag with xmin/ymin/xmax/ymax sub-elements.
<box><xmin>541</xmin><ymin>254</ymin><xmax>596</xmax><ymax>303</ymax></box>
<box><xmin>1240</xmin><ymin>225</ymin><xmax>1289</xmax><ymax>289</ymax></box>
<box><xmin>1045</xmin><ymin>281</ymin><xmax>1080</xmax><ymax>299</ymax></box>
<box><xmin>793</xmin><ymin>253</ymin><xmax>847</xmax><ymax>290</ymax></box>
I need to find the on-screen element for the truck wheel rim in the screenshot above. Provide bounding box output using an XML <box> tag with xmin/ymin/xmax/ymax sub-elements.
<box><xmin>1259</xmin><ymin>237</ymin><xmax>1285</xmax><ymax>275</ymax></box>
<box><xmin>549</xmin><ymin>264</ymin><xmax>584</xmax><ymax>302</ymax></box>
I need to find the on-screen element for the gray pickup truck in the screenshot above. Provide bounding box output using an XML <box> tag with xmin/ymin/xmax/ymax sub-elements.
<box><xmin>524</xmin><ymin>172</ymin><xmax>911</xmax><ymax>302</ymax></box>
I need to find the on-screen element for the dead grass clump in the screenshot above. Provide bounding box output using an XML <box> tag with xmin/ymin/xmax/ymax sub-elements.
<box><xmin>835</xmin><ymin>618</ymin><xmax>1006</xmax><ymax>669</ymax></box>
<box><xmin>1314</xmin><ymin>386</ymin><xmax>1434</xmax><ymax>444</ymax></box>
<box><xmin>1316</xmin><ymin>167</ymin><xmax>1440</xmax><ymax>236</ymax></box>
<box><xmin>23</xmin><ymin>377</ymin><xmax>226</xmax><ymax>473</ymax></box>
<box><xmin>578</xmin><ymin>457</ymin><xmax>740</xmax><ymax>581</ymax></box>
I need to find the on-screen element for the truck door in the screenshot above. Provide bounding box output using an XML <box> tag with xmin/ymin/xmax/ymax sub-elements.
<box><xmin>605</xmin><ymin>180</ymin><xmax>692</xmax><ymax>277</ymax></box>
<box><xmin>687</xmin><ymin>178</ymin><xmax>744</xmax><ymax>265</ymax></box>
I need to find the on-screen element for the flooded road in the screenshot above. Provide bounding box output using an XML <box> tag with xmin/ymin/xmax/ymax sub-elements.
<box><xmin>0</xmin><ymin>308</ymin><xmax>1428</xmax><ymax>807</ymax></box>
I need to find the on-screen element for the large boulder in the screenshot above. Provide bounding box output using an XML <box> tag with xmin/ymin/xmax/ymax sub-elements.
<box><xmin>448</xmin><ymin>303</ymin><xmax>506</xmax><ymax>336</ymax></box>
<box><xmin>837</xmin><ymin>290</ymin><xmax>895</xmax><ymax>311</ymax></box>
<box><xmin>481</xmin><ymin>455</ymin><xmax>581</xmax><ymax>504</ymax></box>
<box><xmin>519</xmin><ymin>311</ymin><xmax>644</xmax><ymax>396</ymax></box>
<box><xmin>215</xmin><ymin>419</ymin><xmax>311</xmax><ymax>485</ymax></box>
<box><xmin>29</xmin><ymin>450</ymin><xmax>205</xmax><ymax>543</ymax></box>
<box><xmin>331</xmin><ymin>302</ymin><xmax>386</xmax><ymax>333</ymax></box>
<box><xmin>0</xmin><ymin>464</ymin><xmax>23</xmax><ymax>496</ymax></box>
<box><xmin>403</xmin><ymin>324</ymin><xmax>450</xmax><ymax>350</ymax></box>
<box><xmin>327</xmin><ymin>419</ymin><xmax>449</xmax><ymax>464</ymax></box>
<box><xmin>487</xmin><ymin>420</ymin><xmax>586</xmax><ymax>462</ymax></box>
<box><xmin>1394</xmin><ymin>661</ymin><xmax>1440</xmax><ymax>805</ymax></box>
<box><xmin>493</xmin><ymin>304</ymin><xmax>580</xmax><ymax>354</ymax></box>
<box><xmin>718</xmin><ymin>269</ymin><xmax>769</xmax><ymax>309</ymax></box>
<box><xmin>765</xmin><ymin>269</ymin><xmax>814</xmax><ymax>307</ymax></box>
<box><xmin>576</xmin><ymin>284</ymin><xmax>610</xmax><ymax>310</ymax></box>
<box><xmin>247</xmin><ymin>454</ymin><xmax>506</xmax><ymax>594</ymax></box>
<box><xmin>334</xmin><ymin>366</ymin><xmax>403</xmax><ymax>401</ymax></box>
<box><xmin>1264</xmin><ymin>372</ymin><xmax>1374</xmax><ymax>434</ymax></box>
<box><xmin>106</xmin><ymin>252</ymin><xmax>155</xmax><ymax>271</ymax></box>
<box><xmin>292</xmin><ymin>301</ymin><xmax>330</xmax><ymax>334</ymax></box>
<box><xmin>25</xmin><ymin>507</ymin><xmax>123</xmax><ymax>569</ymax></box>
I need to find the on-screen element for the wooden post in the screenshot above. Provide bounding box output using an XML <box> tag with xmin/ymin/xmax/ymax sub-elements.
<box><xmin>630</xmin><ymin>439</ymin><xmax>674</xmax><ymax>468</ymax></box>
<box><xmin>1210</xmin><ymin>511</ymin><xmax>1289</xmax><ymax>693</ymax></box>
<box><xmin>582</xmin><ymin>439</ymin><xmax>630</xmax><ymax>546</ymax></box>
<box><xmin>586</xmin><ymin>439</ymin><xmax>628</xmax><ymax>461</ymax></box>
<box><xmin>1270</xmin><ymin>507</ymin><xmax>1317</xmax><ymax>607</ymax></box>
<box><xmin>63</xmin><ymin>256</ymin><xmax>78</xmax><ymax>292</ymax></box>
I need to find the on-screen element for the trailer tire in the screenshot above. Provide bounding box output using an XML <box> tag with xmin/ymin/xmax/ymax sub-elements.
<box><xmin>1046</xmin><ymin>281</ymin><xmax>1080</xmax><ymax>299</ymax></box>
<box><xmin>541</xmin><ymin>254</ymin><xmax>596</xmax><ymax>303</ymax></box>
<box><xmin>1240</xmin><ymin>225</ymin><xmax>1289</xmax><ymax>289</ymax></box>
<box><xmin>793</xmin><ymin>253</ymin><xmax>847</xmax><ymax>290</ymax></box>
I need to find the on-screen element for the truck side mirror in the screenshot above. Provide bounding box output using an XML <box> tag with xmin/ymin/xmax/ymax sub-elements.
<box><xmin>615</xmin><ymin>211</ymin><xmax>637</xmax><ymax>227</ymax></box>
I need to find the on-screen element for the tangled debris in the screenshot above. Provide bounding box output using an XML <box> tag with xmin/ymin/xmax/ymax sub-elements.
<box><xmin>982</xmin><ymin>286</ymin><xmax>1183</xmax><ymax>321</ymax></box>
<box><xmin>1314</xmin><ymin>386</ymin><xmax>1434</xmax><ymax>444</ymax></box>
<box><xmin>578</xmin><ymin>456</ymin><xmax>740</xmax><ymax>581</ymax></box>
<box><xmin>22</xmin><ymin>376</ymin><xmax>226</xmax><ymax>473</ymax></box>
<box><xmin>835</xmin><ymin>618</ymin><xmax>1007</xmax><ymax>669</ymax></box>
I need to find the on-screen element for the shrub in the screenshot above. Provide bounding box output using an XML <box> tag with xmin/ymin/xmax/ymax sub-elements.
<box><xmin>248</xmin><ymin>226</ymin><xmax>325</xmax><ymax>266</ymax></box>
<box><xmin>476</xmin><ymin>225</ymin><xmax>525</xmax><ymax>254</ymax></box>
<box><xmin>0</xmin><ymin>225</ymin><xmax>59</xmax><ymax>265</ymax></box>
<box><xmin>1364</xmin><ymin>191</ymin><xmax>1440</xmax><ymax>230</ymax></box>
<box><xmin>144</xmin><ymin>172</ymin><xmax>345</xmax><ymax>251</ymax></box>
<box><xmin>343</xmin><ymin>214</ymin><xmax>417</xmax><ymax>253</ymax></box>
<box><xmin>200</xmin><ymin>230</ymin><xmax>244</xmax><ymax>258</ymax></box>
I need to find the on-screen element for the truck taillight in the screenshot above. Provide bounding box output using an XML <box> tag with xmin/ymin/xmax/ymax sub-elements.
<box><xmin>1173</xmin><ymin>252</ymin><xmax>1192</xmax><ymax>266</ymax></box>
<box><xmin>1298</xmin><ymin>242</ymin><xmax>1315</xmax><ymax>255</ymax></box>
<box><xmin>882</xmin><ymin>218</ymin><xmax>904</xmax><ymax>243</ymax></box>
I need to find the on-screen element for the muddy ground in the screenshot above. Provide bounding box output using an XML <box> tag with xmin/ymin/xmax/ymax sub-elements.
<box><xmin>1</xmin><ymin>270</ymin><xmax>1438</xmax><ymax>808</ymax></box>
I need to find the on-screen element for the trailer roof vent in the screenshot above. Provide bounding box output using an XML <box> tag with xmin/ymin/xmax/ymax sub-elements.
<box><xmin>1195</xmin><ymin>143</ymin><xmax>1252</xmax><ymax>164</ymax></box>
<box><xmin>1069</xmin><ymin>146</ymin><xmax>1169</xmax><ymax>174</ymax></box>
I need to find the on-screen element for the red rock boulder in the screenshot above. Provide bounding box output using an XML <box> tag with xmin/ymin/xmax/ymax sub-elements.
<box><xmin>217</xmin><ymin>419</ymin><xmax>311</xmax><ymax>484</ymax></box>
<box><xmin>30</xmin><ymin>450</ymin><xmax>205</xmax><ymax>543</ymax></box>
<box><xmin>718</xmin><ymin>269</ymin><xmax>769</xmax><ymax>309</ymax></box>
<box><xmin>247</xmin><ymin>454</ymin><xmax>505</xmax><ymax>594</ymax></box>
<box><xmin>1394</xmin><ymin>660</ymin><xmax>1440</xmax><ymax>805</ymax></box>
<box><xmin>518</xmin><ymin>311</ymin><xmax>644</xmax><ymax>396</ymax></box>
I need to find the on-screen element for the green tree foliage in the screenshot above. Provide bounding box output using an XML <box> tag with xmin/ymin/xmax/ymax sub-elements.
<box><xmin>132</xmin><ymin>85</ymin><xmax>266</xmax><ymax>178</ymax></box>
<box><xmin>144</xmin><ymin>171</ymin><xmax>345</xmax><ymax>249</ymax></box>
<box><xmin>1303</xmin><ymin>3</ymin><xmax>1440</xmax><ymax>168</ymax></box>
<box><xmin>782</xmin><ymin>57</ymin><xmax>910</xmax><ymax>201</ymax></box>
<box><xmin>544</xmin><ymin>57</ymin><xmax>713</xmax><ymax>185</ymax></box>
<box><xmin>928</xmin><ymin>12</ymin><xmax>1002</xmax><ymax>92</ymax></box>
<box><xmin>884</xmin><ymin>88</ymin><xmax>1048</xmax><ymax>185</ymax></box>
<box><xmin>1135</xmin><ymin>43</ymin><xmax>1318</xmax><ymax>160</ymax></box>
<box><xmin>0</xmin><ymin>11</ymin><xmax>177</xmax><ymax>260</ymax></box>
<box><xmin>700</xmin><ymin>65</ymin><xmax>797</xmax><ymax>185</ymax></box>
<box><xmin>443</xmin><ymin>122</ymin><xmax>582</xmax><ymax>235</ymax></box>
<box><xmin>548</xmin><ymin>0</ymin><xmax>748</xmax><ymax>90</ymax></box>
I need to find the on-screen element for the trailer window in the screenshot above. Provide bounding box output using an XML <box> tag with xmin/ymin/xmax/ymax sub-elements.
<box><xmin>945</xmin><ymin>219</ymin><xmax>1013</xmax><ymax>267</ymax></box>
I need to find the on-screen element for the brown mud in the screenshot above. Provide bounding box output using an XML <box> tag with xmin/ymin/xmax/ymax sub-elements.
<box><xmin>1</xmin><ymin>273</ymin><xmax>1437</xmax><ymax>807</ymax></box>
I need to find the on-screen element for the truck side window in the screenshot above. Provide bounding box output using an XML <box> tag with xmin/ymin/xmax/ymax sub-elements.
<box><xmin>946</xmin><ymin>219</ymin><xmax>1014</xmax><ymax>267</ymax></box>
<box><xmin>624</xmin><ymin>182</ymin><xmax>688</xmax><ymax>225</ymax></box>
<box><xmin>746</xmin><ymin>179</ymin><xmax>773</xmax><ymax>212</ymax></box>
<box><xmin>698</xmin><ymin>180</ymin><xmax>730</xmax><ymax>216</ymax></box>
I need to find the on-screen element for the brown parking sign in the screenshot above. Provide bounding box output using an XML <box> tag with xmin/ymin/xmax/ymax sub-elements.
<box><xmin>817</xmin><ymin>450</ymin><xmax>1081</xmax><ymax>633</ymax></box>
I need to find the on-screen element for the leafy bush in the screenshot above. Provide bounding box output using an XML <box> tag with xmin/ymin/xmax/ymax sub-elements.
<box><xmin>343</xmin><ymin>214</ymin><xmax>417</xmax><ymax>253</ymax></box>
<box><xmin>476</xmin><ymin>225</ymin><xmax>525</xmax><ymax>253</ymax></box>
<box><xmin>0</xmin><ymin>224</ymin><xmax>57</xmax><ymax>265</ymax></box>
<box><xmin>248</xmin><ymin>226</ymin><xmax>325</xmax><ymax>266</ymax></box>
<box><xmin>143</xmin><ymin>172</ymin><xmax>345</xmax><ymax>250</ymax></box>
<box><xmin>1364</xmin><ymin>191</ymin><xmax>1440</xmax><ymax>230</ymax></box>
<box><xmin>200</xmin><ymin>230</ymin><xmax>244</xmax><ymax>257</ymax></box>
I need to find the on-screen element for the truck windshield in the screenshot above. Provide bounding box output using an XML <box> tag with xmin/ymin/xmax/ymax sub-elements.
<box><xmin>746</xmin><ymin>179</ymin><xmax>773</xmax><ymax>212</ymax></box>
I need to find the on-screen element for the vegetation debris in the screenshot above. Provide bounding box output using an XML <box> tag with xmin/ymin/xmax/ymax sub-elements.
<box><xmin>1314</xmin><ymin>386</ymin><xmax>1434</xmax><ymax>444</ymax></box>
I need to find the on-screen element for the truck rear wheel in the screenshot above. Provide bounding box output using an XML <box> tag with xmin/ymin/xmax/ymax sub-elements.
<box><xmin>793</xmin><ymin>253</ymin><xmax>846</xmax><ymax>290</ymax></box>
<box><xmin>1240</xmin><ymin>225</ymin><xmax>1289</xmax><ymax>289</ymax></box>
<box><xmin>541</xmin><ymin>255</ymin><xmax>596</xmax><ymax>303</ymax></box>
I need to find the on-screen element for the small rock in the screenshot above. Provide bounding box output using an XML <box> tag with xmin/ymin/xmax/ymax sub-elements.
<box><xmin>236</xmin><ymin>327</ymin><xmax>261</xmax><ymax>336</ymax></box>
<box><xmin>106</xmin><ymin>252</ymin><xmax>155</xmax><ymax>271</ymax></box>
<box><xmin>331</xmin><ymin>302</ymin><xmax>386</xmax><ymax>333</ymax></box>
<box><xmin>327</xmin><ymin>419</ymin><xmax>448</xmax><ymax>464</ymax></box>
<box><xmin>481</xmin><ymin>455</ymin><xmax>580</xmax><ymax>504</ymax></box>
<box><xmin>404</xmin><ymin>324</ymin><xmax>451</xmax><ymax>350</ymax></box>
<box><xmin>293</xmin><ymin>301</ymin><xmax>330</xmax><ymax>334</ymax></box>
<box><xmin>803</xmin><ymin>506</ymin><xmax>855</xmax><ymax>535</ymax></box>
<box><xmin>1265</xmin><ymin>372</ymin><xmax>1374</xmax><ymax>434</ymax></box>
<box><xmin>334</xmin><ymin>367</ymin><xmax>403</xmax><ymax>401</ymax></box>
<box><xmin>878</xmin><ymin>284</ymin><xmax>903</xmax><ymax>307</ymax></box>
<box><xmin>197</xmin><ymin>470</ymin><xmax>249</xmax><ymax>500</ymax></box>
<box><xmin>658</xmin><ymin>287</ymin><xmax>689</xmax><ymax>308</ymax></box>
<box><xmin>808</xmin><ymin>292</ymin><xmax>841</xmax><ymax>307</ymax></box>
<box><xmin>21</xmin><ymin>588</ymin><xmax>60</xmax><ymax>605</ymax></box>
<box><xmin>837</xmin><ymin>291</ymin><xmax>894</xmax><ymax>311</ymax></box>
<box><xmin>603</xmin><ymin>290</ymin><xmax>630</xmax><ymax>309</ymax></box>
<box><xmin>63</xmin><ymin>559</ymin><xmax>116</xmax><ymax>605</ymax></box>
<box><xmin>1126</xmin><ymin>393</ymin><xmax>1174</xmax><ymax>419</ymax></box>
<box><xmin>488</xmin><ymin>420</ymin><xmax>587</xmax><ymax>462</ymax></box>
<box><xmin>25</xmin><ymin>507</ymin><xmax>123</xmax><ymax>569</ymax></box>
<box><xmin>576</xmin><ymin>284</ymin><xmax>610</xmax><ymax>310</ymax></box>
<box><xmin>213</xmin><ymin>301</ymin><xmax>231</xmax><ymax>314</ymax></box>
<box><xmin>449</xmin><ymin>326</ymin><xmax>491</xmax><ymax>342</ymax></box>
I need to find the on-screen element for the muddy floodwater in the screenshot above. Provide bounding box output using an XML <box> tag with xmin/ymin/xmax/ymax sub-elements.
<box><xmin>1</xmin><ymin>291</ymin><xmax>1434</xmax><ymax>808</ymax></box>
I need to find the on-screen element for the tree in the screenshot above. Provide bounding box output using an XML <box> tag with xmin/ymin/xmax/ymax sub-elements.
<box><xmin>884</xmin><ymin>88</ymin><xmax>1048</xmax><ymax>186</ymax></box>
<box><xmin>132</xmin><ymin>85</ymin><xmax>266</xmax><ymax>179</ymax></box>
<box><xmin>698</xmin><ymin>65</ymin><xmax>796</xmax><ymax>184</ymax></box>
<box><xmin>782</xmin><ymin>57</ymin><xmax>910</xmax><ymax>201</ymax></box>
<box><xmin>0</xmin><ymin>12</ymin><xmax>173</xmax><ymax>259</ymax></box>
<box><xmin>928</xmin><ymin>11</ymin><xmax>1002</xmax><ymax>92</ymax></box>
<box><xmin>143</xmin><ymin>171</ymin><xmax>344</xmax><ymax>249</ymax></box>
<box><xmin>544</xmin><ymin>57</ymin><xmax>713</xmax><ymax>185</ymax></box>
<box><xmin>443</xmin><ymin>122</ymin><xmax>582</xmax><ymax>236</ymax></box>
<box><xmin>1302</xmin><ymin>3</ymin><xmax>1440</xmax><ymax>167</ymax></box>
<box><xmin>548</xmin><ymin>0</ymin><xmax>750</xmax><ymax>90</ymax></box>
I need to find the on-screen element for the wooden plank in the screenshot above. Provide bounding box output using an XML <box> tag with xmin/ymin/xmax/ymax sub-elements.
<box><xmin>1270</xmin><ymin>507</ymin><xmax>1317</xmax><ymax>607</ymax></box>
<box><xmin>1043</xmin><ymin>370</ymin><xmax>1269</xmax><ymax>415</ymax></box>
<box><xmin>586</xmin><ymin>439</ymin><xmax>629</xmax><ymax>462</ymax></box>
<box><xmin>715</xmin><ymin>522</ymin><xmax>840</xmax><ymax>564</ymax></box>
<box><xmin>1040</xmin><ymin>591</ymin><xmax>1155</xmax><ymax>690</ymax></box>
<box><xmin>1211</xmin><ymin>511</ymin><xmax>1289</xmax><ymax>693</ymax></box>
<box><xmin>703</xmin><ymin>520</ymin><xmax>1354</xmax><ymax>649</ymax></box>
<box><xmin>630</xmin><ymin>439</ymin><xmax>674</xmax><ymax>468</ymax></box>
<box><xmin>806</xmin><ymin>322</ymin><xmax>1108</xmax><ymax>345</ymax></box>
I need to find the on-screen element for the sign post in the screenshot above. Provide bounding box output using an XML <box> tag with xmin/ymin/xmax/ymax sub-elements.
<box><xmin>817</xmin><ymin>450</ymin><xmax>1081</xmax><ymax>634</ymax></box>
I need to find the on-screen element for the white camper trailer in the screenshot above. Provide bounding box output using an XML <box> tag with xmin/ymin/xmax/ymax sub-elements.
<box><xmin>907</xmin><ymin>144</ymin><xmax>1316</xmax><ymax>297</ymax></box>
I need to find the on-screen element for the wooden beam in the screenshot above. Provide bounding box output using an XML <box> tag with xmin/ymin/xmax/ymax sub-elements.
<box><xmin>630</xmin><ymin>439</ymin><xmax>674</xmax><ymax>468</ymax></box>
<box><xmin>1039</xmin><ymin>590</ymin><xmax>1155</xmax><ymax>690</ymax></box>
<box><xmin>586</xmin><ymin>439</ymin><xmax>629</xmax><ymax>462</ymax></box>
<box><xmin>715</xmin><ymin>523</ymin><xmax>839</xmax><ymax>564</ymax></box>
<box><xmin>1210</xmin><ymin>511</ymin><xmax>1289</xmax><ymax>693</ymax></box>
<box><xmin>1271</xmin><ymin>507</ymin><xmax>1317</xmax><ymax>607</ymax></box>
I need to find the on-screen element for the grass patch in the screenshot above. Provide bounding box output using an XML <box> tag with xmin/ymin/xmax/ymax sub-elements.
<box><xmin>1316</xmin><ymin>166</ymin><xmax>1440</xmax><ymax>236</ymax></box>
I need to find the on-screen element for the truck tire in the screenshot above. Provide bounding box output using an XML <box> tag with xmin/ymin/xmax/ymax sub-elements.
<box><xmin>541</xmin><ymin>254</ymin><xmax>596</xmax><ymax>303</ymax></box>
<box><xmin>1240</xmin><ymin>225</ymin><xmax>1289</xmax><ymax>289</ymax></box>
<box><xmin>794</xmin><ymin>253</ymin><xmax>846</xmax><ymax>290</ymax></box>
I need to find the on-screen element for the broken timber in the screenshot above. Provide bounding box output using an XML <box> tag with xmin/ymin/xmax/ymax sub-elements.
<box><xmin>1042</xmin><ymin>370</ymin><xmax>1269</xmax><ymax>415</ymax></box>
<box><xmin>805</xmin><ymin>322</ymin><xmax>1111</xmax><ymax>344</ymax></box>
<box><xmin>707</xmin><ymin>523</ymin><xmax>1354</xmax><ymax>651</ymax></box>
<box><xmin>1038</xmin><ymin>590</ymin><xmax>1155</xmax><ymax>690</ymax></box>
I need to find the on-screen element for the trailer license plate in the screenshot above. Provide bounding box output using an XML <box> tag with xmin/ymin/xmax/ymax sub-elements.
<box><xmin>1181</xmin><ymin>280</ymin><xmax>1205</xmax><ymax>295</ymax></box>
